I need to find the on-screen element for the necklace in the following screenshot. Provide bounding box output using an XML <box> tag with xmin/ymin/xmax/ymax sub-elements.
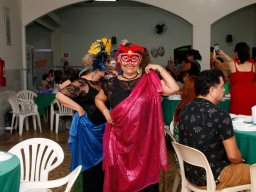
<box><xmin>121</xmin><ymin>72</ymin><xmax>139</xmax><ymax>80</ymax></box>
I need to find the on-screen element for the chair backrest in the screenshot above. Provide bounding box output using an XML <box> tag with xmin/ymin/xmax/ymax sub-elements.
<box><xmin>50</xmin><ymin>99</ymin><xmax>58</xmax><ymax>113</ymax></box>
<box><xmin>172</xmin><ymin>142</ymin><xmax>216</xmax><ymax>191</ymax></box>
<box><xmin>8</xmin><ymin>95</ymin><xmax>39</xmax><ymax>114</ymax></box>
<box><xmin>65</xmin><ymin>165</ymin><xmax>82</xmax><ymax>192</ymax></box>
<box><xmin>20</xmin><ymin>165</ymin><xmax>82</xmax><ymax>192</ymax></box>
<box><xmin>8</xmin><ymin>95</ymin><xmax>20</xmax><ymax>114</ymax></box>
<box><xmin>8</xmin><ymin>138</ymin><xmax>64</xmax><ymax>182</ymax></box>
<box><xmin>170</xmin><ymin>121</ymin><xmax>175</xmax><ymax>136</ymax></box>
<box><xmin>56</xmin><ymin>100</ymin><xmax>73</xmax><ymax>114</ymax></box>
<box><xmin>17</xmin><ymin>90</ymin><xmax>37</xmax><ymax>103</ymax></box>
<box><xmin>251</xmin><ymin>164</ymin><xmax>256</xmax><ymax>191</ymax></box>
<box><xmin>164</xmin><ymin>121</ymin><xmax>177</xmax><ymax>142</ymax></box>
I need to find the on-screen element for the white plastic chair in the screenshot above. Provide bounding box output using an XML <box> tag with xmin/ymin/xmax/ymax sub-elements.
<box><xmin>8</xmin><ymin>95</ymin><xmax>42</xmax><ymax>136</ymax></box>
<box><xmin>172</xmin><ymin>142</ymin><xmax>251</xmax><ymax>192</ymax></box>
<box><xmin>8</xmin><ymin>138</ymin><xmax>65</xmax><ymax>192</ymax></box>
<box><xmin>251</xmin><ymin>164</ymin><xmax>256</xmax><ymax>191</ymax></box>
<box><xmin>20</xmin><ymin>165</ymin><xmax>82</xmax><ymax>192</ymax></box>
<box><xmin>164</xmin><ymin>121</ymin><xmax>177</xmax><ymax>142</ymax></box>
<box><xmin>50</xmin><ymin>99</ymin><xmax>73</xmax><ymax>134</ymax></box>
<box><xmin>16</xmin><ymin>90</ymin><xmax>38</xmax><ymax>102</ymax></box>
<box><xmin>50</xmin><ymin>99</ymin><xmax>58</xmax><ymax>132</ymax></box>
<box><xmin>16</xmin><ymin>90</ymin><xmax>38</xmax><ymax>130</ymax></box>
<box><xmin>164</xmin><ymin>121</ymin><xmax>180</xmax><ymax>192</ymax></box>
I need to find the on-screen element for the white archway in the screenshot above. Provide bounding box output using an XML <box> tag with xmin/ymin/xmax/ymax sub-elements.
<box><xmin>20</xmin><ymin>0</ymin><xmax>256</xmax><ymax>88</ymax></box>
<box><xmin>21</xmin><ymin>0</ymin><xmax>256</xmax><ymax>26</ymax></box>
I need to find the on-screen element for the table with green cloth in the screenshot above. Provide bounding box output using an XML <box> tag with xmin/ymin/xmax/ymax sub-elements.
<box><xmin>234</xmin><ymin>130</ymin><xmax>256</xmax><ymax>164</ymax></box>
<box><xmin>162</xmin><ymin>96</ymin><xmax>230</xmax><ymax>125</ymax></box>
<box><xmin>0</xmin><ymin>153</ymin><xmax>20</xmax><ymax>192</ymax></box>
<box><xmin>162</xmin><ymin>96</ymin><xmax>180</xmax><ymax>125</ymax></box>
<box><xmin>35</xmin><ymin>93</ymin><xmax>56</xmax><ymax>116</ymax></box>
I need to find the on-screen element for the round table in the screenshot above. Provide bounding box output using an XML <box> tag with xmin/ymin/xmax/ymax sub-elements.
<box><xmin>0</xmin><ymin>153</ymin><xmax>20</xmax><ymax>192</ymax></box>
<box><xmin>234</xmin><ymin>130</ymin><xmax>256</xmax><ymax>164</ymax></box>
<box><xmin>162</xmin><ymin>96</ymin><xmax>230</xmax><ymax>125</ymax></box>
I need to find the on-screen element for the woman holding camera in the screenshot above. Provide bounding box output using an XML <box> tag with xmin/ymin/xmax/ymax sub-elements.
<box><xmin>213</xmin><ymin>42</ymin><xmax>256</xmax><ymax>115</ymax></box>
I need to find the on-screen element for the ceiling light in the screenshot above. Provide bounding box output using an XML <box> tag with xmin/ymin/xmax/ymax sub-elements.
<box><xmin>95</xmin><ymin>0</ymin><xmax>116</xmax><ymax>1</ymax></box>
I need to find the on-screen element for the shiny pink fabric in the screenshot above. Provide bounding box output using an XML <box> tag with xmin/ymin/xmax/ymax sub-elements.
<box><xmin>103</xmin><ymin>71</ymin><xmax>168</xmax><ymax>192</ymax></box>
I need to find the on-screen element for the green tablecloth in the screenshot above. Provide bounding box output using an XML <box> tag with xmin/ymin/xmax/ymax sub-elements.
<box><xmin>0</xmin><ymin>154</ymin><xmax>20</xmax><ymax>192</ymax></box>
<box><xmin>162</xmin><ymin>97</ymin><xmax>180</xmax><ymax>125</ymax></box>
<box><xmin>74</xmin><ymin>173</ymin><xmax>83</xmax><ymax>191</ymax></box>
<box><xmin>35</xmin><ymin>93</ymin><xmax>56</xmax><ymax>116</ymax></box>
<box><xmin>162</xmin><ymin>97</ymin><xmax>230</xmax><ymax>125</ymax></box>
<box><xmin>234</xmin><ymin>130</ymin><xmax>256</xmax><ymax>164</ymax></box>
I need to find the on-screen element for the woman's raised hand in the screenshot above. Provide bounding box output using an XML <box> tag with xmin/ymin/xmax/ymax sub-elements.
<box><xmin>145</xmin><ymin>64</ymin><xmax>164</xmax><ymax>74</ymax></box>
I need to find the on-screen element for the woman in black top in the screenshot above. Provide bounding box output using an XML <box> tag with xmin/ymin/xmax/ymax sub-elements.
<box><xmin>56</xmin><ymin>37</ymin><xmax>112</xmax><ymax>192</ymax></box>
<box><xmin>186</xmin><ymin>49</ymin><xmax>201</xmax><ymax>76</ymax></box>
<box><xmin>56</xmin><ymin>57</ymin><xmax>106</xmax><ymax>192</ymax></box>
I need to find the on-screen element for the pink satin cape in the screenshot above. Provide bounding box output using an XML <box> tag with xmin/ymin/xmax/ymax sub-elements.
<box><xmin>103</xmin><ymin>71</ymin><xmax>168</xmax><ymax>192</ymax></box>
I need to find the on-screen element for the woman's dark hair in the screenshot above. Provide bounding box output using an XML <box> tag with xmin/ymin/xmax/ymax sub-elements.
<box><xmin>174</xmin><ymin>75</ymin><xmax>196</xmax><ymax>126</ymax></box>
<box><xmin>195</xmin><ymin>69</ymin><xmax>224</xmax><ymax>96</ymax></box>
<box><xmin>187</xmin><ymin>49</ymin><xmax>202</xmax><ymax>60</ymax></box>
<box><xmin>119</xmin><ymin>43</ymin><xmax>151</xmax><ymax>74</ymax></box>
<box><xmin>234</xmin><ymin>42</ymin><xmax>250</xmax><ymax>64</ymax></box>
<box><xmin>42</xmin><ymin>73</ymin><xmax>48</xmax><ymax>80</ymax></box>
<box><xmin>139</xmin><ymin>47</ymin><xmax>151</xmax><ymax>74</ymax></box>
<box><xmin>48</xmin><ymin>70</ymin><xmax>54</xmax><ymax>75</ymax></box>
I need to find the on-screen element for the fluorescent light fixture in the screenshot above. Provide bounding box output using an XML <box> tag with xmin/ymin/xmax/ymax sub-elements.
<box><xmin>95</xmin><ymin>0</ymin><xmax>116</xmax><ymax>1</ymax></box>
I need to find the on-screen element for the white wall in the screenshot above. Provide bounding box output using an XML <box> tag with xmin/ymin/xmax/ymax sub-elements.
<box><xmin>21</xmin><ymin>0</ymin><xmax>256</xmax><ymax>26</ymax></box>
<box><xmin>26</xmin><ymin>24</ymin><xmax>51</xmax><ymax>49</ymax></box>
<box><xmin>20</xmin><ymin>0</ymin><xmax>256</xmax><ymax>71</ymax></box>
<box><xmin>0</xmin><ymin>0</ymin><xmax>254</xmax><ymax>86</ymax></box>
<box><xmin>56</xmin><ymin>6</ymin><xmax>192</xmax><ymax>67</ymax></box>
<box><xmin>0</xmin><ymin>0</ymin><xmax>22</xmax><ymax>69</ymax></box>
<box><xmin>0</xmin><ymin>0</ymin><xmax>22</xmax><ymax>131</ymax></box>
<box><xmin>0</xmin><ymin>0</ymin><xmax>22</xmax><ymax>90</ymax></box>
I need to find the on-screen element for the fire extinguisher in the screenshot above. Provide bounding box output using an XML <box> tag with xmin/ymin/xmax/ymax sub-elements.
<box><xmin>0</xmin><ymin>58</ymin><xmax>6</xmax><ymax>87</ymax></box>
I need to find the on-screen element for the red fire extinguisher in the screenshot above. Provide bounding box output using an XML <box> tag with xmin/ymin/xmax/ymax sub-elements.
<box><xmin>0</xmin><ymin>58</ymin><xmax>6</xmax><ymax>87</ymax></box>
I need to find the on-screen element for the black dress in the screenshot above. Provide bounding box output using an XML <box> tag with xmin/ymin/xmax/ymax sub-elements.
<box><xmin>102</xmin><ymin>76</ymin><xmax>160</xmax><ymax>192</ymax></box>
<box><xmin>60</xmin><ymin>77</ymin><xmax>106</xmax><ymax>192</ymax></box>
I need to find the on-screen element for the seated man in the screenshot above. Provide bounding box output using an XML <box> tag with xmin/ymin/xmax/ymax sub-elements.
<box><xmin>179</xmin><ymin>69</ymin><xmax>250</xmax><ymax>189</ymax></box>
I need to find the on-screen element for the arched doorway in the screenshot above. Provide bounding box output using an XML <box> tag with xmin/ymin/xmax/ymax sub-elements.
<box><xmin>25</xmin><ymin>1</ymin><xmax>193</xmax><ymax>90</ymax></box>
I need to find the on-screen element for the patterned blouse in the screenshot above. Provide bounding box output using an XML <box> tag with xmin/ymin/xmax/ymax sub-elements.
<box><xmin>102</xmin><ymin>76</ymin><xmax>140</xmax><ymax>108</ymax></box>
<box><xmin>59</xmin><ymin>77</ymin><xmax>107</xmax><ymax>125</ymax></box>
<box><xmin>179</xmin><ymin>98</ymin><xmax>234</xmax><ymax>186</ymax></box>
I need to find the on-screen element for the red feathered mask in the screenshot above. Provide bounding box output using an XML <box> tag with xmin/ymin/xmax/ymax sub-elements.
<box><xmin>118</xmin><ymin>44</ymin><xmax>145</xmax><ymax>53</ymax></box>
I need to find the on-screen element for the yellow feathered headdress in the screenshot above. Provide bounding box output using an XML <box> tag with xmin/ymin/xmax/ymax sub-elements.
<box><xmin>88</xmin><ymin>37</ymin><xmax>112</xmax><ymax>55</ymax></box>
<box><xmin>86</xmin><ymin>37</ymin><xmax>112</xmax><ymax>71</ymax></box>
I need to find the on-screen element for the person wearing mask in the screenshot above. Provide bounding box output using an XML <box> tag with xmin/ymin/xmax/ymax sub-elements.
<box><xmin>56</xmin><ymin>38</ymin><xmax>111</xmax><ymax>192</ymax></box>
<box><xmin>95</xmin><ymin>42</ymin><xmax>179</xmax><ymax>192</ymax></box>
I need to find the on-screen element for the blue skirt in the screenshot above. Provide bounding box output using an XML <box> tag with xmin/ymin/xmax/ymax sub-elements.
<box><xmin>68</xmin><ymin>113</ymin><xmax>105</xmax><ymax>172</ymax></box>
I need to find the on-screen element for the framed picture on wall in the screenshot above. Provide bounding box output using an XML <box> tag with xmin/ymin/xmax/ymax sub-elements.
<box><xmin>3</xmin><ymin>7</ymin><xmax>11</xmax><ymax>45</ymax></box>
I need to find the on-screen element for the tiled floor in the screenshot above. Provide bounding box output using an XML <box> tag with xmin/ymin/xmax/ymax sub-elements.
<box><xmin>0</xmin><ymin>120</ymin><xmax>178</xmax><ymax>192</ymax></box>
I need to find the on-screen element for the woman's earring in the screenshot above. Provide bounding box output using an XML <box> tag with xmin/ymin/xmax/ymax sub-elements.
<box><xmin>137</xmin><ymin>68</ymin><xmax>142</xmax><ymax>74</ymax></box>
